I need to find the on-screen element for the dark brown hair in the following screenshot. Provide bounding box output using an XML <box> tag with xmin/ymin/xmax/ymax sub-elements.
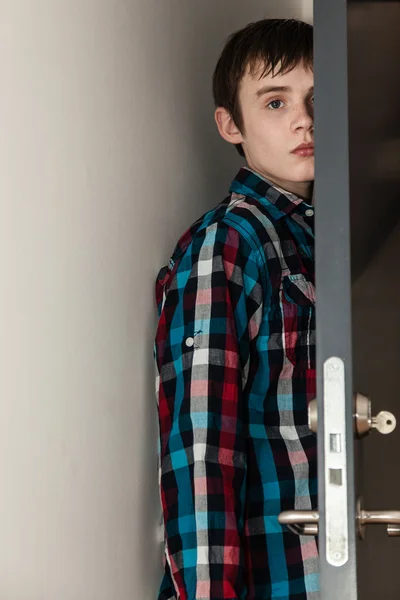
<box><xmin>212</xmin><ymin>19</ymin><xmax>313</xmax><ymax>157</ymax></box>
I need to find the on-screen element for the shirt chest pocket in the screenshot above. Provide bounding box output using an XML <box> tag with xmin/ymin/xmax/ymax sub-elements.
<box><xmin>280</xmin><ymin>273</ymin><xmax>316</xmax><ymax>368</ymax></box>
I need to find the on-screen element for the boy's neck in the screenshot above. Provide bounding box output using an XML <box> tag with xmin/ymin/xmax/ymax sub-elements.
<box><xmin>264</xmin><ymin>176</ymin><xmax>314</xmax><ymax>203</ymax></box>
<box><xmin>246</xmin><ymin>165</ymin><xmax>314</xmax><ymax>203</ymax></box>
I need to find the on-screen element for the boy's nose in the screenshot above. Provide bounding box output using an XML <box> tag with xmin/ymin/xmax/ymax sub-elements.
<box><xmin>293</xmin><ymin>105</ymin><xmax>314</xmax><ymax>129</ymax></box>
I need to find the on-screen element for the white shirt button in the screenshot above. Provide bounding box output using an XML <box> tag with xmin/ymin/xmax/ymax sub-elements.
<box><xmin>185</xmin><ymin>337</ymin><xmax>194</xmax><ymax>348</ymax></box>
<box><xmin>305</xmin><ymin>208</ymin><xmax>314</xmax><ymax>217</ymax></box>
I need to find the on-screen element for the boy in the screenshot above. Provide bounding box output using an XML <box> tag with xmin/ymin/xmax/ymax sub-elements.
<box><xmin>155</xmin><ymin>19</ymin><xmax>318</xmax><ymax>600</ymax></box>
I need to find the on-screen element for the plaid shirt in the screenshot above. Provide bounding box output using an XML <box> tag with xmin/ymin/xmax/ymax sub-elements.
<box><xmin>154</xmin><ymin>167</ymin><xmax>319</xmax><ymax>600</ymax></box>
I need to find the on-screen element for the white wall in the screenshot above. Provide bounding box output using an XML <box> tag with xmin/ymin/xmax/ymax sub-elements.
<box><xmin>0</xmin><ymin>2</ymin><xmax>312</xmax><ymax>599</ymax></box>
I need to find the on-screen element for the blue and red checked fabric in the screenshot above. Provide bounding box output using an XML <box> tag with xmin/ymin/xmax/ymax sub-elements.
<box><xmin>154</xmin><ymin>167</ymin><xmax>319</xmax><ymax>600</ymax></box>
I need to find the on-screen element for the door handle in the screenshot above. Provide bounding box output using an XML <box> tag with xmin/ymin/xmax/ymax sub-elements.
<box><xmin>356</xmin><ymin>498</ymin><xmax>400</xmax><ymax>539</ymax></box>
<box><xmin>308</xmin><ymin>392</ymin><xmax>396</xmax><ymax>438</ymax></box>
<box><xmin>278</xmin><ymin>498</ymin><xmax>400</xmax><ymax>539</ymax></box>
<box><xmin>277</xmin><ymin>510</ymin><xmax>319</xmax><ymax>536</ymax></box>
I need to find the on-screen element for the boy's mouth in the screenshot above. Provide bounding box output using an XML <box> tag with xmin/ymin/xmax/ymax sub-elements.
<box><xmin>291</xmin><ymin>142</ymin><xmax>314</xmax><ymax>157</ymax></box>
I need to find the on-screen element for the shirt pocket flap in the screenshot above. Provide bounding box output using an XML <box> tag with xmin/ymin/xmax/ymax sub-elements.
<box><xmin>282</xmin><ymin>273</ymin><xmax>316</xmax><ymax>306</ymax></box>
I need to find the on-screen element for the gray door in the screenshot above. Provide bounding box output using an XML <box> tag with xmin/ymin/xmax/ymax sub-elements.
<box><xmin>317</xmin><ymin>0</ymin><xmax>400</xmax><ymax>597</ymax></box>
<box><xmin>280</xmin><ymin>1</ymin><xmax>400</xmax><ymax>598</ymax></box>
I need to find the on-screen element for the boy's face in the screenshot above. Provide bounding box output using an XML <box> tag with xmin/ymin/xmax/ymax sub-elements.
<box><xmin>216</xmin><ymin>61</ymin><xmax>315</xmax><ymax>199</ymax></box>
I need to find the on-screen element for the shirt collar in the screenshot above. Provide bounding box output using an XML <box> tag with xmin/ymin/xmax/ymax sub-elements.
<box><xmin>229</xmin><ymin>167</ymin><xmax>312</xmax><ymax>221</ymax></box>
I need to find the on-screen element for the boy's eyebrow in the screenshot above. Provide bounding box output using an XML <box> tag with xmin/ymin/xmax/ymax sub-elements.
<box><xmin>256</xmin><ymin>85</ymin><xmax>314</xmax><ymax>98</ymax></box>
<box><xmin>256</xmin><ymin>85</ymin><xmax>291</xmax><ymax>98</ymax></box>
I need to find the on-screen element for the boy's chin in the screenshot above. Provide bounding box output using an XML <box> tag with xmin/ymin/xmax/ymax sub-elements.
<box><xmin>290</xmin><ymin>169</ymin><xmax>315</xmax><ymax>183</ymax></box>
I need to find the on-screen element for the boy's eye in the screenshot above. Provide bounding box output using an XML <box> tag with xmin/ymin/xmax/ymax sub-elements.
<box><xmin>267</xmin><ymin>99</ymin><xmax>284</xmax><ymax>110</ymax></box>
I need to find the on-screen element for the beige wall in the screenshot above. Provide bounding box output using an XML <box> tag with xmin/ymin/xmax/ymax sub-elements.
<box><xmin>0</xmin><ymin>2</ymin><xmax>312</xmax><ymax>599</ymax></box>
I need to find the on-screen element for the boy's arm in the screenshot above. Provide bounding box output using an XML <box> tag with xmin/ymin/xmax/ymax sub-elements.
<box><xmin>155</xmin><ymin>224</ymin><xmax>263</xmax><ymax>600</ymax></box>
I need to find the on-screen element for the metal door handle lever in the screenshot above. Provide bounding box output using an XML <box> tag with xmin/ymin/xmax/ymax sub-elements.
<box><xmin>278</xmin><ymin>510</ymin><xmax>319</xmax><ymax>536</ymax></box>
<box><xmin>357</xmin><ymin>498</ymin><xmax>400</xmax><ymax>539</ymax></box>
<box><xmin>278</xmin><ymin>498</ymin><xmax>400</xmax><ymax>539</ymax></box>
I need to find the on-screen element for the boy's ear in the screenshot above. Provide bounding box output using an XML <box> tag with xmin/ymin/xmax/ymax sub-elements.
<box><xmin>214</xmin><ymin>107</ymin><xmax>244</xmax><ymax>146</ymax></box>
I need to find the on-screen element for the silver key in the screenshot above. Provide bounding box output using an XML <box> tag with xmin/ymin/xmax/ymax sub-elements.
<box><xmin>372</xmin><ymin>411</ymin><xmax>397</xmax><ymax>435</ymax></box>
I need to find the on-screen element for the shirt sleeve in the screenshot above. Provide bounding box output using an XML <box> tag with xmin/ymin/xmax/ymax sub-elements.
<box><xmin>155</xmin><ymin>223</ymin><xmax>263</xmax><ymax>600</ymax></box>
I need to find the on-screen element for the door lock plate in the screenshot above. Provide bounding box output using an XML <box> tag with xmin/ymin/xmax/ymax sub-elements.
<box><xmin>324</xmin><ymin>357</ymin><xmax>349</xmax><ymax>567</ymax></box>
